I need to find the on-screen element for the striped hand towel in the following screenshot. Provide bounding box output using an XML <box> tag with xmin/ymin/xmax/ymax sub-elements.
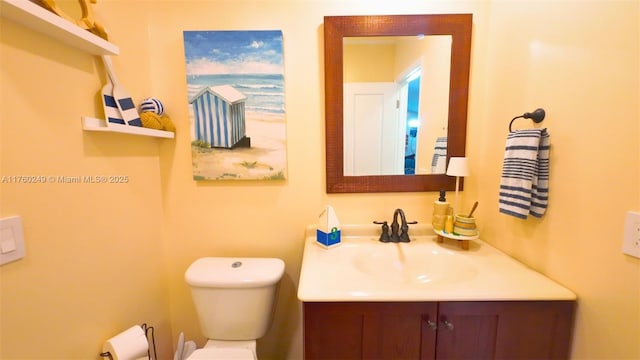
<box><xmin>430</xmin><ymin>137</ymin><xmax>448</xmax><ymax>173</ymax></box>
<box><xmin>499</xmin><ymin>129</ymin><xmax>550</xmax><ymax>219</ymax></box>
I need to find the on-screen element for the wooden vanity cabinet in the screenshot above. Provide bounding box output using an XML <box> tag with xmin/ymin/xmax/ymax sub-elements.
<box><xmin>435</xmin><ymin>301</ymin><xmax>575</xmax><ymax>359</ymax></box>
<box><xmin>303</xmin><ymin>302</ymin><xmax>437</xmax><ymax>359</ymax></box>
<box><xmin>303</xmin><ymin>300</ymin><xmax>575</xmax><ymax>360</ymax></box>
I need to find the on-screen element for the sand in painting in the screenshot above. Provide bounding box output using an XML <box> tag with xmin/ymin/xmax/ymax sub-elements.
<box><xmin>192</xmin><ymin>111</ymin><xmax>286</xmax><ymax>180</ymax></box>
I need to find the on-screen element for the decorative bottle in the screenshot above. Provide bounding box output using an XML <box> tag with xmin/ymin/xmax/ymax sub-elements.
<box><xmin>444</xmin><ymin>207</ymin><xmax>454</xmax><ymax>234</ymax></box>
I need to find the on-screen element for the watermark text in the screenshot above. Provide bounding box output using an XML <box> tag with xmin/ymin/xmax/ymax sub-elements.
<box><xmin>1</xmin><ymin>175</ymin><xmax>130</xmax><ymax>184</ymax></box>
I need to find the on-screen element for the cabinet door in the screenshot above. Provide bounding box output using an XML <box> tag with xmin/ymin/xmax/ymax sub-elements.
<box><xmin>303</xmin><ymin>302</ymin><xmax>438</xmax><ymax>360</ymax></box>
<box><xmin>436</xmin><ymin>301</ymin><xmax>575</xmax><ymax>360</ymax></box>
<box><xmin>304</xmin><ymin>302</ymin><xmax>366</xmax><ymax>359</ymax></box>
<box><xmin>367</xmin><ymin>302</ymin><xmax>438</xmax><ymax>360</ymax></box>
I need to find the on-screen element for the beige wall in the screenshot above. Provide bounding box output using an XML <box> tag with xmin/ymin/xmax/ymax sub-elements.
<box><xmin>0</xmin><ymin>2</ymin><xmax>173</xmax><ymax>358</ymax></box>
<box><xmin>476</xmin><ymin>1</ymin><xmax>640</xmax><ymax>358</ymax></box>
<box><xmin>344</xmin><ymin>41</ymin><xmax>396</xmax><ymax>82</ymax></box>
<box><xmin>399</xmin><ymin>36</ymin><xmax>452</xmax><ymax>174</ymax></box>
<box><xmin>1</xmin><ymin>1</ymin><xmax>638</xmax><ymax>359</ymax></box>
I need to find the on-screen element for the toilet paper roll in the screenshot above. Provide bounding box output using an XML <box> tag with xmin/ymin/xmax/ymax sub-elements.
<box><xmin>102</xmin><ymin>325</ymin><xmax>149</xmax><ymax>360</ymax></box>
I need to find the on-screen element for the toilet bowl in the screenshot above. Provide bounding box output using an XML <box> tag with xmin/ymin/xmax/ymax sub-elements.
<box><xmin>188</xmin><ymin>349</ymin><xmax>253</xmax><ymax>360</ymax></box>
<box><xmin>184</xmin><ymin>257</ymin><xmax>285</xmax><ymax>359</ymax></box>
<box><xmin>186</xmin><ymin>340</ymin><xmax>255</xmax><ymax>359</ymax></box>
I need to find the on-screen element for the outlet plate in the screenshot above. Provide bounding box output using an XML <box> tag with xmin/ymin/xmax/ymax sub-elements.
<box><xmin>622</xmin><ymin>211</ymin><xmax>640</xmax><ymax>258</ymax></box>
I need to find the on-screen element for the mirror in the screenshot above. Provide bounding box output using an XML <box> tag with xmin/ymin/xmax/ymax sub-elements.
<box><xmin>343</xmin><ymin>35</ymin><xmax>452</xmax><ymax>176</ymax></box>
<box><xmin>325</xmin><ymin>14</ymin><xmax>472</xmax><ymax>193</ymax></box>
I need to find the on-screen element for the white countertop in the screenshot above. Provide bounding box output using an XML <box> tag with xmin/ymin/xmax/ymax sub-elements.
<box><xmin>297</xmin><ymin>224</ymin><xmax>576</xmax><ymax>302</ymax></box>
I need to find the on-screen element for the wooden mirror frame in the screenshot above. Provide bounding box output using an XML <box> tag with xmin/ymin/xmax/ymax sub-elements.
<box><xmin>324</xmin><ymin>14</ymin><xmax>472</xmax><ymax>193</ymax></box>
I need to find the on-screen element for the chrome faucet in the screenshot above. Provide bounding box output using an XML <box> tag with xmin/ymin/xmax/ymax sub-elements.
<box><xmin>374</xmin><ymin>209</ymin><xmax>417</xmax><ymax>243</ymax></box>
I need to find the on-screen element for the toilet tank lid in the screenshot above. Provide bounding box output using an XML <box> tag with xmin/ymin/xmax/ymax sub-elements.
<box><xmin>185</xmin><ymin>257</ymin><xmax>285</xmax><ymax>288</ymax></box>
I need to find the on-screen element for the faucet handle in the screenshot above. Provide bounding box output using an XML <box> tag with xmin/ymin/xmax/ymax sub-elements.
<box><xmin>373</xmin><ymin>221</ymin><xmax>391</xmax><ymax>242</ymax></box>
<box><xmin>400</xmin><ymin>220</ymin><xmax>418</xmax><ymax>231</ymax></box>
<box><xmin>399</xmin><ymin>220</ymin><xmax>418</xmax><ymax>242</ymax></box>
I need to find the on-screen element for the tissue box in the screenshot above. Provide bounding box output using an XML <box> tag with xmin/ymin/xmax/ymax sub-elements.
<box><xmin>316</xmin><ymin>205</ymin><xmax>341</xmax><ymax>248</ymax></box>
<box><xmin>316</xmin><ymin>228</ymin><xmax>341</xmax><ymax>248</ymax></box>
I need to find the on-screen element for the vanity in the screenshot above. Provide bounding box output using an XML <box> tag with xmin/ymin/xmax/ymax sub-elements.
<box><xmin>297</xmin><ymin>225</ymin><xmax>576</xmax><ymax>360</ymax></box>
<box><xmin>311</xmin><ymin>13</ymin><xmax>575</xmax><ymax>359</ymax></box>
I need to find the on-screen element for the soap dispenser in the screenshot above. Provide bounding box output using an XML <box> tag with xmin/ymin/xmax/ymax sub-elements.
<box><xmin>432</xmin><ymin>190</ymin><xmax>449</xmax><ymax>231</ymax></box>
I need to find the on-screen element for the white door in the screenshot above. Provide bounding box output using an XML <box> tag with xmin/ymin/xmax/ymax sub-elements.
<box><xmin>343</xmin><ymin>82</ymin><xmax>403</xmax><ymax>176</ymax></box>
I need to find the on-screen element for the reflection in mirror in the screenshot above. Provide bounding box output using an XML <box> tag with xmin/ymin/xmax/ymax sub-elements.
<box><xmin>343</xmin><ymin>35</ymin><xmax>452</xmax><ymax>176</ymax></box>
<box><xmin>324</xmin><ymin>14</ymin><xmax>472</xmax><ymax>193</ymax></box>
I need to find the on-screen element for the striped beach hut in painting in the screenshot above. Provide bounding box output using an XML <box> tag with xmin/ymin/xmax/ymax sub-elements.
<box><xmin>189</xmin><ymin>85</ymin><xmax>251</xmax><ymax>148</ymax></box>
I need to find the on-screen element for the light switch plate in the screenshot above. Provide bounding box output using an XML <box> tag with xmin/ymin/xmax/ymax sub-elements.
<box><xmin>0</xmin><ymin>216</ymin><xmax>25</xmax><ymax>265</ymax></box>
<box><xmin>622</xmin><ymin>211</ymin><xmax>640</xmax><ymax>258</ymax></box>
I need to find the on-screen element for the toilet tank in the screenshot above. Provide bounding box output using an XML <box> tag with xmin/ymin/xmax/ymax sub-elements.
<box><xmin>185</xmin><ymin>257</ymin><xmax>285</xmax><ymax>340</ymax></box>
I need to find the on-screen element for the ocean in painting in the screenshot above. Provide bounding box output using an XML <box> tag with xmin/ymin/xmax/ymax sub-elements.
<box><xmin>186</xmin><ymin>73</ymin><xmax>285</xmax><ymax>116</ymax></box>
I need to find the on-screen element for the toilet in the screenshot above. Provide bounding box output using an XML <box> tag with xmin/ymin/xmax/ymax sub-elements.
<box><xmin>184</xmin><ymin>257</ymin><xmax>285</xmax><ymax>359</ymax></box>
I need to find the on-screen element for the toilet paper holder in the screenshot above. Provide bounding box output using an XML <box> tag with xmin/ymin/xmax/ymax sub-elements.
<box><xmin>99</xmin><ymin>323</ymin><xmax>156</xmax><ymax>360</ymax></box>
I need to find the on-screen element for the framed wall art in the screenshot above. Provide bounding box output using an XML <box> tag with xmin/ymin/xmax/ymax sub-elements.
<box><xmin>183</xmin><ymin>30</ymin><xmax>287</xmax><ymax>181</ymax></box>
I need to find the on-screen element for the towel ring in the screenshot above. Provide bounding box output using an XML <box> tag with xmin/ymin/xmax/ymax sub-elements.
<box><xmin>509</xmin><ymin>108</ymin><xmax>546</xmax><ymax>133</ymax></box>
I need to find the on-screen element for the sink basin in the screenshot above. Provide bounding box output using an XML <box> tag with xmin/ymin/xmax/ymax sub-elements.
<box><xmin>297</xmin><ymin>224</ymin><xmax>576</xmax><ymax>302</ymax></box>
<box><xmin>352</xmin><ymin>243</ymin><xmax>478</xmax><ymax>285</ymax></box>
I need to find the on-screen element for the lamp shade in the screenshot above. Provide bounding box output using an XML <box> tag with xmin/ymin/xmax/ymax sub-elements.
<box><xmin>446</xmin><ymin>157</ymin><xmax>470</xmax><ymax>177</ymax></box>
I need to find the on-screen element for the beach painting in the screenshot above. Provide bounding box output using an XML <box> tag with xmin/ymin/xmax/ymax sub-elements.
<box><xmin>183</xmin><ymin>30</ymin><xmax>287</xmax><ymax>181</ymax></box>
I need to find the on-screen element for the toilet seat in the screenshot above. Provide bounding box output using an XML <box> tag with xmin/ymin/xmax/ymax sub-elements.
<box><xmin>186</xmin><ymin>347</ymin><xmax>255</xmax><ymax>359</ymax></box>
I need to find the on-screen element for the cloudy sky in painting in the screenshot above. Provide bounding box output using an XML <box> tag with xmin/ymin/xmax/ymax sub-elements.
<box><xmin>183</xmin><ymin>30</ymin><xmax>283</xmax><ymax>75</ymax></box>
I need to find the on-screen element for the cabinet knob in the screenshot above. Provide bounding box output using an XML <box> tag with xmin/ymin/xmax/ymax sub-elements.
<box><xmin>422</xmin><ymin>317</ymin><xmax>438</xmax><ymax>331</ymax></box>
<box><xmin>442</xmin><ymin>319</ymin><xmax>454</xmax><ymax>331</ymax></box>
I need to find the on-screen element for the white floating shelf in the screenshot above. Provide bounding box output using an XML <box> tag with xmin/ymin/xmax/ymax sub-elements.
<box><xmin>0</xmin><ymin>0</ymin><xmax>119</xmax><ymax>55</ymax></box>
<box><xmin>82</xmin><ymin>117</ymin><xmax>175</xmax><ymax>139</ymax></box>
